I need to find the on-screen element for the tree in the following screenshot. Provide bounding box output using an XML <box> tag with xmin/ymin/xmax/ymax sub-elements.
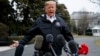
<box><xmin>89</xmin><ymin>0</ymin><xmax>100</xmax><ymax>5</ymax></box>
<box><xmin>0</xmin><ymin>0</ymin><xmax>15</xmax><ymax>24</ymax></box>
<box><xmin>10</xmin><ymin>0</ymin><xmax>71</xmax><ymax>35</ymax></box>
<box><xmin>0</xmin><ymin>0</ymin><xmax>19</xmax><ymax>35</ymax></box>
<box><xmin>77</xmin><ymin>12</ymin><xmax>90</xmax><ymax>35</ymax></box>
<box><xmin>10</xmin><ymin>0</ymin><xmax>53</xmax><ymax>35</ymax></box>
<box><xmin>56</xmin><ymin>4</ymin><xmax>70</xmax><ymax>24</ymax></box>
<box><xmin>70</xmin><ymin>19</ymin><xmax>77</xmax><ymax>34</ymax></box>
<box><xmin>0</xmin><ymin>23</ymin><xmax>9</xmax><ymax>37</ymax></box>
<box><xmin>89</xmin><ymin>0</ymin><xmax>100</xmax><ymax>15</ymax></box>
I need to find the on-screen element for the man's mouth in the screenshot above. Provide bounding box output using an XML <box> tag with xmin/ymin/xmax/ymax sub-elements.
<box><xmin>49</xmin><ymin>12</ymin><xmax>53</xmax><ymax>13</ymax></box>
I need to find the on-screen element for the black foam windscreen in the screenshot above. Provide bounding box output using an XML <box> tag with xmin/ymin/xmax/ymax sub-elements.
<box><xmin>34</xmin><ymin>35</ymin><xmax>43</xmax><ymax>50</ymax></box>
<box><xmin>68</xmin><ymin>40</ymin><xmax>78</xmax><ymax>54</ymax></box>
<box><xmin>46</xmin><ymin>34</ymin><xmax>54</xmax><ymax>43</ymax></box>
<box><xmin>56</xmin><ymin>34</ymin><xmax>66</xmax><ymax>48</ymax></box>
<box><xmin>46</xmin><ymin>34</ymin><xmax>57</xmax><ymax>56</ymax></box>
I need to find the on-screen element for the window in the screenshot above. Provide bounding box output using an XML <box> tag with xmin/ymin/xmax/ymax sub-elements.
<box><xmin>93</xmin><ymin>29</ymin><xmax>97</xmax><ymax>33</ymax></box>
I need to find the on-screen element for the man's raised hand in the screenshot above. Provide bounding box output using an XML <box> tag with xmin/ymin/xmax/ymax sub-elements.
<box><xmin>10</xmin><ymin>40</ymin><xmax>19</xmax><ymax>48</ymax></box>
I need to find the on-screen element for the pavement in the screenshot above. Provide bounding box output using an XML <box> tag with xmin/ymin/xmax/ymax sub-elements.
<box><xmin>0</xmin><ymin>45</ymin><xmax>28</xmax><ymax>52</ymax></box>
<box><xmin>0</xmin><ymin>35</ymin><xmax>97</xmax><ymax>52</ymax></box>
<box><xmin>0</xmin><ymin>46</ymin><xmax>12</xmax><ymax>52</ymax></box>
<box><xmin>0</xmin><ymin>36</ymin><xmax>100</xmax><ymax>56</ymax></box>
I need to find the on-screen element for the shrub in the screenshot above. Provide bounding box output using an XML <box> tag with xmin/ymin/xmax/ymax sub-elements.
<box><xmin>0</xmin><ymin>23</ymin><xmax>9</xmax><ymax>37</ymax></box>
<box><xmin>85</xmin><ymin>29</ymin><xmax>93</xmax><ymax>36</ymax></box>
<box><xmin>0</xmin><ymin>23</ymin><xmax>9</xmax><ymax>46</ymax></box>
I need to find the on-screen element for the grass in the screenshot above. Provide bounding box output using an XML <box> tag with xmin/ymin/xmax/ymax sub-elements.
<box><xmin>73</xmin><ymin>35</ymin><xmax>92</xmax><ymax>38</ymax></box>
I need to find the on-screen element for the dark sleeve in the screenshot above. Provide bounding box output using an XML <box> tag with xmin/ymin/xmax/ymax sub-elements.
<box><xmin>19</xmin><ymin>22</ymin><xmax>41</xmax><ymax>45</ymax></box>
<box><xmin>62</xmin><ymin>21</ymin><xmax>74</xmax><ymax>42</ymax></box>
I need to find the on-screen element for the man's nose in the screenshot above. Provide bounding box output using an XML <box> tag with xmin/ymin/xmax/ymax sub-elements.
<box><xmin>49</xmin><ymin>8</ymin><xmax>53</xmax><ymax>10</ymax></box>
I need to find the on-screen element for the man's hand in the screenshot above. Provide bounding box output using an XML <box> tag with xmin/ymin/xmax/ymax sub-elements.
<box><xmin>10</xmin><ymin>40</ymin><xmax>19</xmax><ymax>48</ymax></box>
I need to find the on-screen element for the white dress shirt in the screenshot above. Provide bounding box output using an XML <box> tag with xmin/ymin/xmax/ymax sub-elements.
<box><xmin>46</xmin><ymin>15</ymin><xmax>56</xmax><ymax>23</ymax></box>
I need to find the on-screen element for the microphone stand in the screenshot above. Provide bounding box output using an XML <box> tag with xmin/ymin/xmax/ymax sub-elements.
<box><xmin>49</xmin><ymin>43</ymin><xmax>57</xmax><ymax>56</ymax></box>
<box><xmin>46</xmin><ymin>34</ymin><xmax>57</xmax><ymax>56</ymax></box>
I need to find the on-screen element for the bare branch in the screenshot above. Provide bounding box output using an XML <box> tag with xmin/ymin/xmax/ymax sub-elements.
<box><xmin>89</xmin><ymin>0</ymin><xmax>100</xmax><ymax>5</ymax></box>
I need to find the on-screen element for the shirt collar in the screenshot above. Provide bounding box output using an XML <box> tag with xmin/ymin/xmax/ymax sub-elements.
<box><xmin>46</xmin><ymin>15</ymin><xmax>56</xmax><ymax>23</ymax></box>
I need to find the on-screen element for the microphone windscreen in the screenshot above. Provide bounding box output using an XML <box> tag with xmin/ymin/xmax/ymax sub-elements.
<box><xmin>46</xmin><ymin>34</ymin><xmax>53</xmax><ymax>43</ymax></box>
<box><xmin>34</xmin><ymin>35</ymin><xmax>43</xmax><ymax>50</ymax></box>
<box><xmin>56</xmin><ymin>34</ymin><xmax>66</xmax><ymax>48</ymax></box>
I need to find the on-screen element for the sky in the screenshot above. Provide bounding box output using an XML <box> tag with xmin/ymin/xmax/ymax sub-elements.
<box><xmin>58</xmin><ymin>0</ymin><xmax>99</xmax><ymax>14</ymax></box>
<box><xmin>9</xmin><ymin>0</ymin><xmax>99</xmax><ymax>14</ymax></box>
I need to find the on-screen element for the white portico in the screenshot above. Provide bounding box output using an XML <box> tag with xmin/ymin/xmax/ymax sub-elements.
<box><xmin>92</xmin><ymin>25</ymin><xmax>100</xmax><ymax>36</ymax></box>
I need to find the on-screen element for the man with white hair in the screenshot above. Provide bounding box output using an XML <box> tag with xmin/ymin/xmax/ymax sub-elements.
<box><xmin>10</xmin><ymin>1</ymin><xmax>78</xmax><ymax>56</ymax></box>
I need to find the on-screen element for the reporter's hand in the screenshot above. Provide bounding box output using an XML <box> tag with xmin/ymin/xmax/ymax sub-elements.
<box><xmin>10</xmin><ymin>40</ymin><xmax>19</xmax><ymax>48</ymax></box>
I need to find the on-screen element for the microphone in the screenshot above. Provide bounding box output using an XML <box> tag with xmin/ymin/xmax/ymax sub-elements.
<box><xmin>46</xmin><ymin>34</ymin><xmax>54</xmax><ymax>43</ymax></box>
<box><xmin>57</xmin><ymin>34</ymin><xmax>72</xmax><ymax>55</ymax></box>
<box><xmin>56</xmin><ymin>34</ymin><xmax>66</xmax><ymax>48</ymax></box>
<box><xmin>46</xmin><ymin>34</ymin><xmax>57</xmax><ymax>56</ymax></box>
<box><xmin>34</xmin><ymin>35</ymin><xmax>43</xmax><ymax>50</ymax></box>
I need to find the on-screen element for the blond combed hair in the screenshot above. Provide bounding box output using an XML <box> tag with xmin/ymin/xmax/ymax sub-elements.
<box><xmin>45</xmin><ymin>1</ymin><xmax>56</xmax><ymax>6</ymax></box>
